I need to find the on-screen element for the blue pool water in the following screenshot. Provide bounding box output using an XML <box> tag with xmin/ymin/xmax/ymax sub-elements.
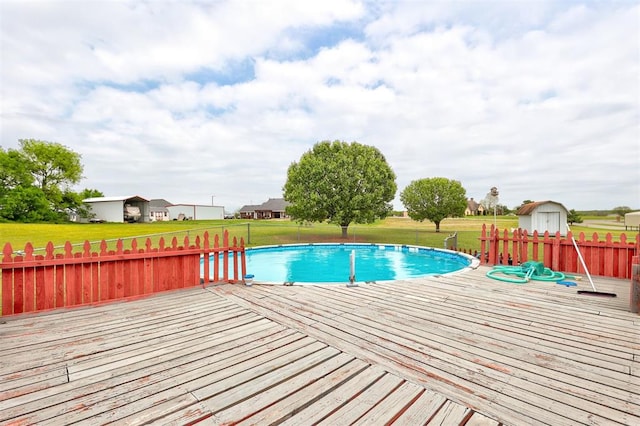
<box><xmin>205</xmin><ymin>243</ymin><xmax>475</xmax><ymax>284</ymax></box>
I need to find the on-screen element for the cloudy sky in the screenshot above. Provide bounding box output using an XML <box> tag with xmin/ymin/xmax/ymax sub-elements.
<box><xmin>1</xmin><ymin>1</ymin><xmax>638</xmax><ymax>212</ymax></box>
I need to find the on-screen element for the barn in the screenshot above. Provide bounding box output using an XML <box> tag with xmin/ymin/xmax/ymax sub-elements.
<box><xmin>517</xmin><ymin>201</ymin><xmax>569</xmax><ymax>235</ymax></box>
<box><xmin>83</xmin><ymin>196</ymin><xmax>150</xmax><ymax>223</ymax></box>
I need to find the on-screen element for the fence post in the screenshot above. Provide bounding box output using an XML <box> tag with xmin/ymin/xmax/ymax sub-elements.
<box><xmin>501</xmin><ymin>229</ymin><xmax>509</xmax><ymax>265</ymax></box>
<box><xmin>631</xmin><ymin>256</ymin><xmax>639</xmax><ymax>314</ymax></box>
<box><xmin>240</xmin><ymin>237</ymin><xmax>247</xmax><ymax>280</ymax></box>
<box><xmin>202</xmin><ymin>232</ymin><xmax>210</xmax><ymax>286</ymax></box>
<box><xmin>223</xmin><ymin>231</ymin><xmax>229</xmax><ymax>282</ymax></box>
<box><xmin>542</xmin><ymin>231</ymin><xmax>552</xmax><ymax>267</ymax></box>
<box><xmin>214</xmin><ymin>234</ymin><xmax>220</xmax><ymax>282</ymax></box>
<box><xmin>2</xmin><ymin>243</ymin><xmax>14</xmax><ymax>315</ymax></box>
<box><xmin>552</xmin><ymin>232</ymin><xmax>561</xmax><ymax>272</ymax></box>
<box><xmin>479</xmin><ymin>224</ymin><xmax>487</xmax><ymax>264</ymax></box>
<box><xmin>488</xmin><ymin>225</ymin><xmax>498</xmax><ymax>265</ymax></box>
<box><xmin>232</xmin><ymin>237</ymin><xmax>239</xmax><ymax>283</ymax></box>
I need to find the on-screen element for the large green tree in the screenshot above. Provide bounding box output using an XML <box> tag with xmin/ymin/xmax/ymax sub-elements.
<box><xmin>400</xmin><ymin>177</ymin><xmax>467</xmax><ymax>232</ymax></box>
<box><xmin>20</xmin><ymin>139</ymin><xmax>83</xmax><ymax>198</ymax></box>
<box><xmin>283</xmin><ymin>140</ymin><xmax>397</xmax><ymax>238</ymax></box>
<box><xmin>0</xmin><ymin>139</ymin><xmax>85</xmax><ymax>222</ymax></box>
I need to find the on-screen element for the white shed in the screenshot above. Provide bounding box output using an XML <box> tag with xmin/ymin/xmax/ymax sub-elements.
<box><xmin>83</xmin><ymin>196</ymin><xmax>150</xmax><ymax>223</ymax></box>
<box><xmin>625</xmin><ymin>211</ymin><xmax>640</xmax><ymax>230</ymax></box>
<box><xmin>166</xmin><ymin>204</ymin><xmax>224</xmax><ymax>220</ymax></box>
<box><xmin>517</xmin><ymin>201</ymin><xmax>569</xmax><ymax>234</ymax></box>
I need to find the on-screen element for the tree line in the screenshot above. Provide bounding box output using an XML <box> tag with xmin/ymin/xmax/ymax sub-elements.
<box><xmin>3</xmin><ymin>139</ymin><xmax>631</xmax><ymax>231</ymax></box>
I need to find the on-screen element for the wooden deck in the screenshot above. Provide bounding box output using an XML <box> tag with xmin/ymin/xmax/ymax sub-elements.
<box><xmin>1</xmin><ymin>266</ymin><xmax>638</xmax><ymax>425</ymax></box>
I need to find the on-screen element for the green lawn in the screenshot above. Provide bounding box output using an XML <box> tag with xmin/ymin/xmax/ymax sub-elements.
<box><xmin>1</xmin><ymin>216</ymin><xmax>632</xmax><ymax>256</ymax></box>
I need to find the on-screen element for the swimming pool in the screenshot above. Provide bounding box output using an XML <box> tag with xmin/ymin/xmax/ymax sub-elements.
<box><xmin>204</xmin><ymin>243</ymin><xmax>478</xmax><ymax>284</ymax></box>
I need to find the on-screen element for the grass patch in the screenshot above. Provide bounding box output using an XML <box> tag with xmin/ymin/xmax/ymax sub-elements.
<box><xmin>0</xmin><ymin>221</ymin><xmax>231</xmax><ymax>254</ymax></box>
<box><xmin>1</xmin><ymin>216</ymin><xmax>634</xmax><ymax>256</ymax></box>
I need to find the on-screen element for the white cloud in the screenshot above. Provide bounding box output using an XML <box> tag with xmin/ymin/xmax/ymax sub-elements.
<box><xmin>1</xmin><ymin>1</ymin><xmax>638</xmax><ymax>212</ymax></box>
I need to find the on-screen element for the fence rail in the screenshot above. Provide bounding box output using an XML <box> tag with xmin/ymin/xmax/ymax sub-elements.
<box><xmin>1</xmin><ymin>230</ymin><xmax>245</xmax><ymax>316</ymax></box>
<box><xmin>478</xmin><ymin>224</ymin><xmax>639</xmax><ymax>279</ymax></box>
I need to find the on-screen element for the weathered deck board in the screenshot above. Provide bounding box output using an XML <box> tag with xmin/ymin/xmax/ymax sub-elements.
<box><xmin>306</xmin><ymin>285</ymin><xmax>637</xmax><ymax>385</ymax></box>
<box><xmin>390</xmin><ymin>390</ymin><xmax>447</xmax><ymax>425</ymax></box>
<box><xmin>27</xmin><ymin>336</ymin><xmax>322</xmax><ymax>424</ymax></box>
<box><xmin>314</xmin><ymin>372</ymin><xmax>405</xmax><ymax>424</ymax></box>
<box><xmin>248</xmin><ymin>283</ymin><xmax>635</xmax><ymax>372</ymax></box>
<box><xmin>225</xmin><ymin>294</ymin><xmax>636</xmax><ymax>424</ymax></box>
<box><xmin>0</xmin><ymin>266</ymin><xmax>638</xmax><ymax>425</ymax></box>
<box><xmin>277</xmin><ymin>366</ymin><xmax>390</xmax><ymax>425</ymax></box>
<box><xmin>221</xmin><ymin>268</ymin><xmax>639</xmax><ymax>425</ymax></box>
<box><xmin>212</xmin><ymin>354</ymin><xmax>368</xmax><ymax>425</ymax></box>
<box><xmin>225</xmin><ymin>291</ymin><xmax>555</xmax><ymax>425</ymax></box>
<box><xmin>349</xmin><ymin>380</ymin><xmax>425</xmax><ymax>425</ymax></box>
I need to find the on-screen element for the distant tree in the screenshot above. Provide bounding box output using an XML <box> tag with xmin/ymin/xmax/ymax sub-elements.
<box><xmin>0</xmin><ymin>148</ymin><xmax>33</xmax><ymax>194</ymax></box>
<box><xmin>283</xmin><ymin>140</ymin><xmax>397</xmax><ymax>238</ymax></box>
<box><xmin>1</xmin><ymin>147</ymin><xmax>37</xmax><ymax>221</ymax></box>
<box><xmin>612</xmin><ymin>206</ymin><xmax>632</xmax><ymax>218</ymax></box>
<box><xmin>567</xmin><ymin>209</ymin><xmax>583</xmax><ymax>225</ymax></box>
<box><xmin>20</xmin><ymin>139</ymin><xmax>83</xmax><ymax>197</ymax></box>
<box><xmin>74</xmin><ymin>188</ymin><xmax>105</xmax><ymax>219</ymax></box>
<box><xmin>497</xmin><ymin>204</ymin><xmax>510</xmax><ymax>215</ymax></box>
<box><xmin>0</xmin><ymin>140</ymin><xmax>88</xmax><ymax>222</ymax></box>
<box><xmin>522</xmin><ymin>199</ymin><xmax>534</xmax><ymax>205</ymax></box>
<box><xmin>55</xmin><ymin>188</ymin><xmax>103</xmax><ymax>220</ymax></box>
<box><xmin>78</xmin><ymin>188</ymin><xmax>104</xmax><ymax>200</ymax></box>
<box><xmin>0</xmin><ymin>186</ymin><xmax>56</xmax><ymax>222</ymax></box>
<box><xmin>400</xmin><ymin>177</ymin><xmax>467</xmax><ymax>232</ymax></box>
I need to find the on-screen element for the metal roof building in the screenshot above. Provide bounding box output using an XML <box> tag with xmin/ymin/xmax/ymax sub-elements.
<box><xmin>83</xmin><ymin>195</ymin><xmax>150</xmax><ymax>223</ymax></box>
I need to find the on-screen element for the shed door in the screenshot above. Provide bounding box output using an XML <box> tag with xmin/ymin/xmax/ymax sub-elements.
<box><xmin>538</xmin><ymin>212</ymin><xmax>560</xmax><ymax>233</ymax></box>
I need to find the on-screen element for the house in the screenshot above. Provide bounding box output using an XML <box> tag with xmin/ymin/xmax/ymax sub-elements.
<box><xmin>256</xmin><ymin>198</ymin><xmax>290</xmax><ymax>219</ymax></box>
<box><xmin>517</xmin><ymin>201</ymin><xmax>569</xmax><ymax>234</ymax></box>
<box><xmin>149</xmin><ymin>199</ymin><xmax>172</xmax><ymax>221</ymax></box>
<box><xmin>239</xmin><ymin>198</ymin><xmax>290</xmax><ymax>219</ymax></box>
<box><xmin>465</xmin><ymin>198</ymin><xmax>485</xmax><ymax>216</ymax></box>
<box><xmin>239</xmin><ymin>204</ymin><xmax>260</xmax><ymax>219</ymax></box>
<box><xmin>83</xmin><ymin>195</ymin><xmax>150</xmax><ymax>223</ymax></box>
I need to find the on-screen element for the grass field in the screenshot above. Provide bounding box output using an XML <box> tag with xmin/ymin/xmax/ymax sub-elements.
<box><xmin>0</xmin><ymin>216</ymin><xmax>634</xmax><ymax>256</ymax></box>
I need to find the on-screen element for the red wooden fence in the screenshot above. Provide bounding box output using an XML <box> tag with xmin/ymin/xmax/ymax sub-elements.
<box><xmin>1</xmin><ymin>230</ymin><xmax>245</xmax><ymax>317</ymax></box>
<box><xmin>478</xmin><ymin>224</ymin><xmax>639</xmax><ymax>279</ymax></box>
